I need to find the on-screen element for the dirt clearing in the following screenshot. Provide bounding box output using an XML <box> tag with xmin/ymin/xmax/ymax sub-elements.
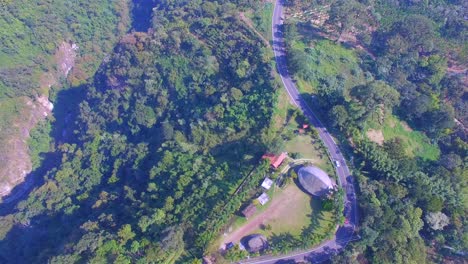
<box><xmin>220</xmin><ymin>184</ymin><xmax>312</xmax><ymax>247</ymax></box>
<box><xmin>367</xmin><ymin>129</ymin><xmax>384</xmax><ymax>145</ymax></box>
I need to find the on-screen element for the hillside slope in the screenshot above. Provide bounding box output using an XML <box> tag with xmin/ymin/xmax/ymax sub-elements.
<box><xmin>0</xmin><ymin>1</ymin><xmax>278</xmax><ymax>263</ymax></box>
<box><xmin>0</xmin><ymin>0</ymin><xmax>130</xmax><ymax>197</ymax></box>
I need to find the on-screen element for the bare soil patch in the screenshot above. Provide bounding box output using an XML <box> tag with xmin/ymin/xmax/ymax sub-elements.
<box><xmin>401</xmin><ymin>121</ymin><xmax>413</xmax><ymax>132</ymax></box>
<box><xmin>366</xmin><ymin>129</ymin><xmax>384</xmax><ymax>145</ymax></box>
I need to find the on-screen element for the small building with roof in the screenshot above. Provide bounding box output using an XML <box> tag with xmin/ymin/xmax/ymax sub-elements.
<box><xmin>262</xmin><ymin>152</ymin><xmax>287</xmax><ymax>169</ymax></box>
<box><xmin>257</xmin><ymin>193</ymin><xmax>269</xmax><ymax>205</ymax></box>
<box><xmin>298</xmin><ymin>165</ymin><xmax>334</xmax><ymax>197</ymax></box>
<box><xmin>261</xmin><ymin>177</ymin><xmax>274</xmax><ymax>190</ymax></box>
<box><xmin>240</xmin><ymin>234</ymin><xmax>268</xmax><ymax>253</ymax></box>
<box><xmin>241</xmin><ymin>204</ymin><xmax>257</xmax><ymax>219</ymax></box>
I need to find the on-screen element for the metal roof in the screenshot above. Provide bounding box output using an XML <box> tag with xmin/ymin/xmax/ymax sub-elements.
<box><xmin>298</xmin><ymin>166</ymin><xmax>333</xmax><ymax>197</ymax></box>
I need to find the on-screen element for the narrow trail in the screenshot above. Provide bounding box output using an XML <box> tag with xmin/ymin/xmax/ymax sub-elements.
<box><xmin>239</xmin><ymin>12</ymin><xmax>270</xmax><ymax>46</ymax></box>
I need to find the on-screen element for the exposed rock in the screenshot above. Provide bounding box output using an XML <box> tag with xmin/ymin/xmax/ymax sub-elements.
<box><xmin>0</xmin><ymin>95</ymin><xmax>53</xmax><ymax>198</ymax></box>
<box><xmin>55</xmin><ymin>41</ymin><xmax>79</xmax><ymax>77</ymax></box>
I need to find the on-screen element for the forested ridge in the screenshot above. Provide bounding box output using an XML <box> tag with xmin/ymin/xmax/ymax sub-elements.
<box><xmin>0</xmin><ymin>1</ymin><xmax>279</xmax><ymax>263</ymax></box>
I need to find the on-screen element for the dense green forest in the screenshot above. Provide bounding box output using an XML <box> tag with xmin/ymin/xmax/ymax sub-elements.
<box><xmin>0</xmin><ymin>0</ymin><xmax>130</xmax><ymax>97</ymax></box>
<box><xmin>0</xmin><ymin>1</ymin><xmax>279</xmax><ymax>263</ymax></box>
<box><xmin>283</xmin><ymin>0</ymin><xmax>467</xmax><ymax>263</ymax></box>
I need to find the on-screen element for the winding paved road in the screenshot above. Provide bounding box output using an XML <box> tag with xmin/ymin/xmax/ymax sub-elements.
<box><xmin>239</xmin><ymin>1</ymin><xmax>358</xmax><ymax>263</ymax></box>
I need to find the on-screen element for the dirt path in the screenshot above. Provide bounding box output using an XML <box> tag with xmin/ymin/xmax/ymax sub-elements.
<box><xmin>220</xmin><ymin>184</ymin><xmax>310</xmax><ymax>248</ymax></box>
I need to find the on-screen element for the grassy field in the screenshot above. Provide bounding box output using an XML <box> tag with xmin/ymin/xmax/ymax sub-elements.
<box><xmin>220</xmin><ymin>182</ymin><xmax>327</xmax><ymax>247</ymax></box>
<box><xmin>290</xmin><ymin>35</ymin><xmax>441</xmax><ymax>162</ymax></box>
<box><xmin>256</xmin><ymin>183</ymin><xmax>314</xmax><ymax>236</ymax></box>
<box><xmin>285</xmin><ymin>136</ymin><xmax>327</xmax><ymax>165</ymax></box>
<box><xmin>252</xmin><ymin>183</ymin><xmax>334</xmax><ymax>238</ymax></box>
<box><xmin>293</xmin><ymin>39</ymin><xmax>366</xmax><ymax>95</ymax></box>
<box><xmin>365</xmin><ymin>115</ymin><xmax>440</xmax><ymax>161</ymax></box>
<box><xmin>281</xmin><ymin>107</ymin><xmax>334</xmax><ymax>173</ymax></box>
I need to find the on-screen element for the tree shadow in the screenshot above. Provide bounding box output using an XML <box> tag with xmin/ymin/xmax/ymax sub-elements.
<box><xmin>131</xmin><ymin>0</ymin><xmax>157</xmax><ymax>32</ymax></box>
<box><xmin>0</xmin><ymin>207</ymin><xmax>89</xmax><ymax>263</ymax></box>
<box><xmin>50</xmin><ymin>85</ymin><xmax>87</xmax><ymax>145</ymax></box>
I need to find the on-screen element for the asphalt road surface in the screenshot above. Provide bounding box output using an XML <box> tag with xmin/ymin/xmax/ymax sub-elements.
<box><xmin>239</xmin><ymin>1</ymin><xmax>358</xmax><ymax>263</ymax></box>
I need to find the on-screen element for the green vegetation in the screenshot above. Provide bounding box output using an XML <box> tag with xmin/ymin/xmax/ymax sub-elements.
<box><xmin>285</xmin><ymin>0</ymin><xmax>467</xmax><ymax>263</ymax></box>
<box><xmin>27</xmin><ymin>120</ymin><xmax>52</xmax><ymax>169</ymax></box>
<box><xmin>291</xmin><ymin>39</ymin><xmax>365</xmax><ymax>93</ymax></box>
<box><xmin>0</xmin><ymin>1</ymin><xmax>280</xmax><ymax>263</ymax></box>
<box><xmin>365</xmin><ymin>115</ymin><xmax>440</xmax><ymax>161</ymax></box>
<box><xmin>0</xmin><ymin>0</ymin><xmax>465</xmax><ymax>263</ymax></box>
<box><xmin>0</xmin><ymin>0</ymin><xmax>130</xmax><ymax>98</ymax></box>
<box><xmin>248</xmin><ymin>2</ymin><xmax>274</xmax><ymax>41</ymax></box>
<box><xmin>290</xmin><ymin>37</ymin><xmax>439</xmax><ymax>162</ymax></box>
<box><xmin>0</xmin><ymin>98</ymin><xmax>22</xmax><ymax>130</ymax></box>
<box><xmin>0</xmin><ymin>0</ymin><xmax>131</xmax><ymax>190</ymax></box>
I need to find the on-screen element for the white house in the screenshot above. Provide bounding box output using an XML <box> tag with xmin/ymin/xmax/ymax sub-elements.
<box><xmin>261</xmin><ymin>177</ymin><xmax>273</xmax><ymax>190</ymax></box>
<box><xmin>257</xmin><ymin>193</ymin><xmax>269</xmax><ymax>205</ymax></box>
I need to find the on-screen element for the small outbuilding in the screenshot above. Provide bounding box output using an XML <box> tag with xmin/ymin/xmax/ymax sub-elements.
<box><xmin>261</xmin><ymin>177</ymin><xmax>274</xmax><ymax>190</ymax></box>
<box><xmin>298</xmin><ymin>165</ymin><xmax>334</xmax><ymax>197</ymax></box>
<box><xmin>257</xmin><ymin>193</ymin><xmax>269</xmax><ymax>205</ymax></box>
<box><xmin>241</xmin><ymin>234</ymin><xmax>268</xmax><ymax>253</ymax></box>
<box><xmin>241</xmin><ymin>204</ymin><xmax>257</xmax><ymax>219</ymax></box>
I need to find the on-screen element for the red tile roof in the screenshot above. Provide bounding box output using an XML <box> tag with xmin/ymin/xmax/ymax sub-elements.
<box><xmin>262</xmin><ymin>152</ymin><xmax>287</xmax><ymax>169</ymax></box>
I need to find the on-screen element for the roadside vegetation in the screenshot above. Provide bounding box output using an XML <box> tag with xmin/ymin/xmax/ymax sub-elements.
<box><xmin>283</xmin><ymin>0</ymin><xmax>467</xmax><ymax>263</ymax></box>
<box><xmin>248</xmin><ymin>2</ymin><xmax>274</xmax><ymax>41</ymax></box>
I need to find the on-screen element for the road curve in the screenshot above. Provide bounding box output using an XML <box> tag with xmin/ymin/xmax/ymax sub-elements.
<box><xmin>239</xmin><ymin>1</ymin><xmax>358</xmax><ymax>263</ymax></box>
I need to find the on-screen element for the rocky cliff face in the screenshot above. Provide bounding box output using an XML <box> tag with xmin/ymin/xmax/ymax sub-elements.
<box><xmin>0</xmin><ymin>96</ymin><xmax>53</xmax><ymax>197</ymax></box>
<box><xmin>0</xmin><ymin>41</ymin><xmax>75</xmax><ymax>198</ymax></box>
